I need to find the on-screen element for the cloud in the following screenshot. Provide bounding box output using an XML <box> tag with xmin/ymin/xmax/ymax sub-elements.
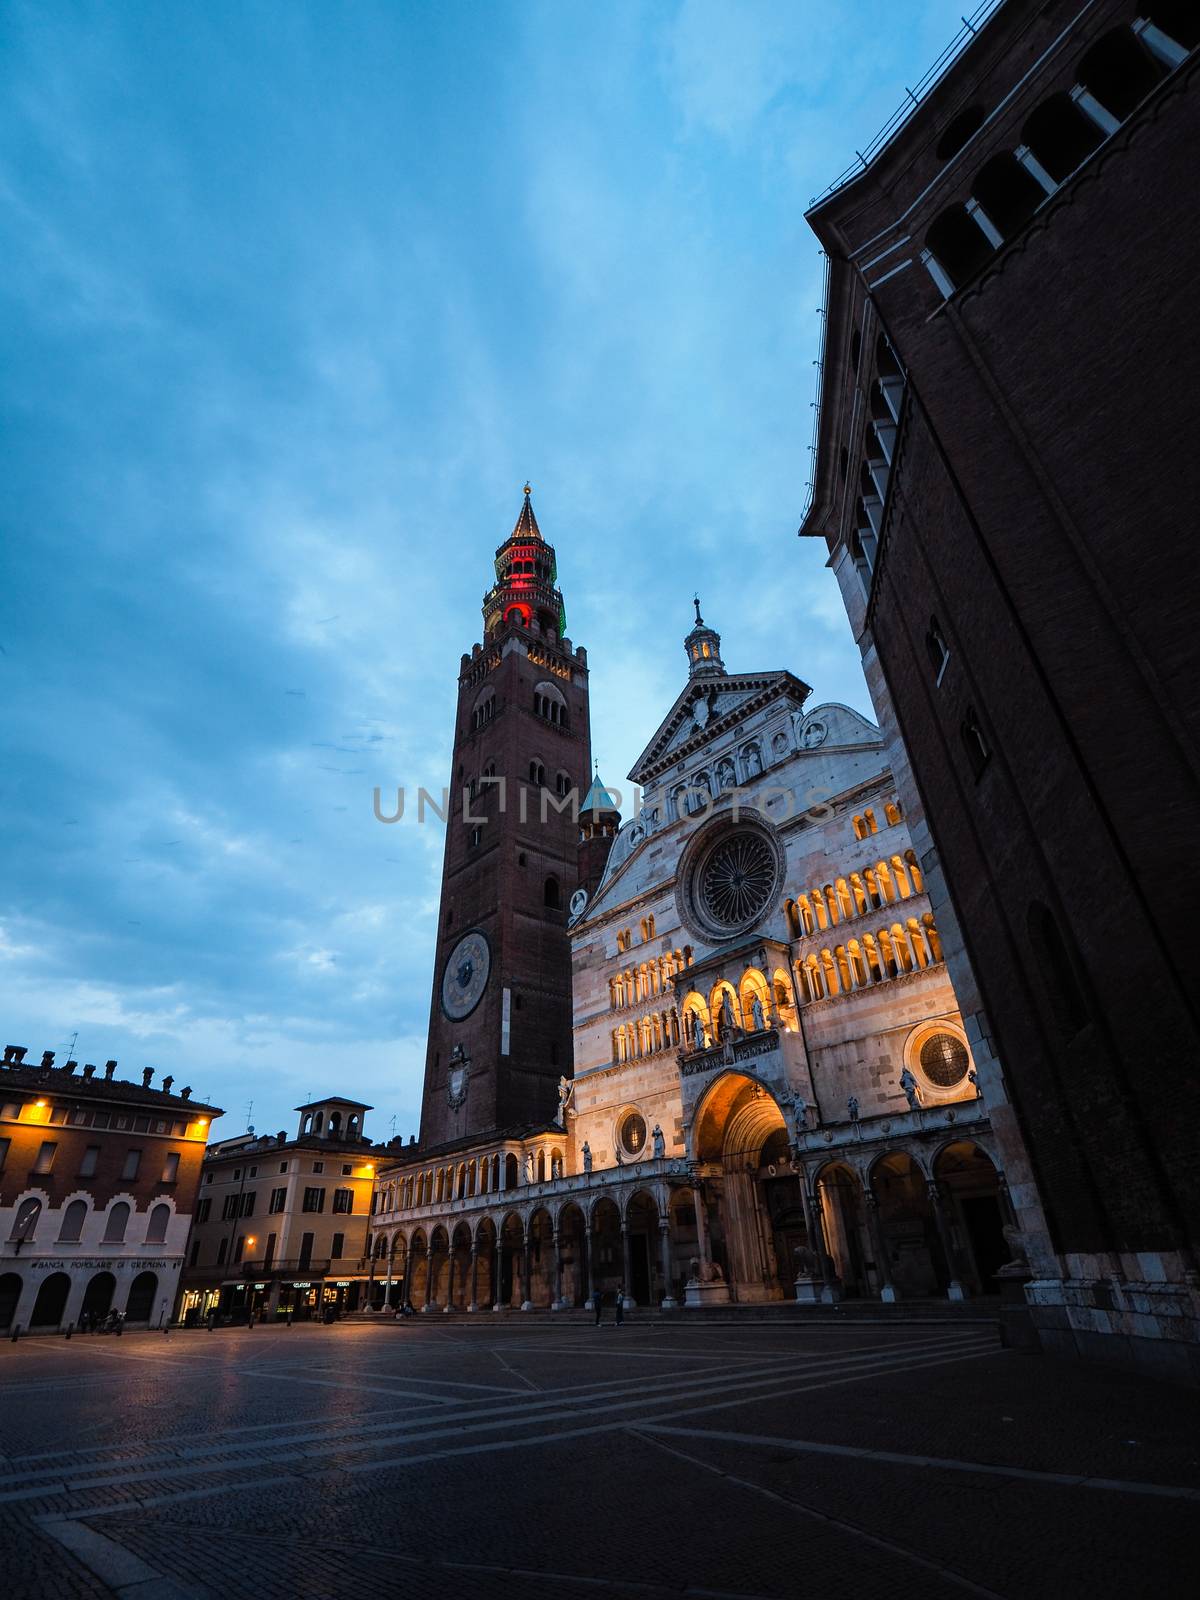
<box><xmin>0</xmin><ymin>0</ymin><xmax>969</xmax><ymax>1136</ymax></box>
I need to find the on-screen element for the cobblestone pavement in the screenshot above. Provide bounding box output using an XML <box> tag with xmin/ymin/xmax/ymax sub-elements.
<box><xmin>0</xmin><ymin>1318</ymin><xmax>1196</xmax><ymax>1599</ymax></box>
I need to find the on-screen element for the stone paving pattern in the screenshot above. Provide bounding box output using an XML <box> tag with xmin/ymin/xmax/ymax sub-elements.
<box><xmin>0</xmin><ymin>1318</ymin><xmax>1196</xmax><ymax>1598</ymax></box>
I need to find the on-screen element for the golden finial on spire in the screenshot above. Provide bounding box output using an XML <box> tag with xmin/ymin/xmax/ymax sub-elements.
<box><xmin>523</xmin><ymin>481</ymin><xmax>532</xmax><ymax>497</ymax></box>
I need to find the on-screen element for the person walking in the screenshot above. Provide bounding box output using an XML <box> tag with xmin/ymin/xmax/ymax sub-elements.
<box><xmin>592</xmin><ymin>1287</ymin><xmax>603</xmax><ymax>1326</ymax></box>
<box><xmin>615</xmin><ymin>1287</ymin><xmax>625</xmax><ymax>1328</ymax></box>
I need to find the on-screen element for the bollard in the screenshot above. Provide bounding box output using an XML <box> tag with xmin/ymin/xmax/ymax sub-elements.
<box><xmin>65</xmin><ymin>1322</ymin><xmax>74</xmax><ymax>1341</ymax></box>
<box><xmin>10</xmin><ymin>1323</ymin><xmax>20</xmax><ymax>1343</ymax></box>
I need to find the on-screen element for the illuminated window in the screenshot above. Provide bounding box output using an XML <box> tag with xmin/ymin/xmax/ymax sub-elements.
<box><xmin>161</xmin><ymin>1152</ymin><xmax>180</xmax><ymax>1184</ymax></box>
<box><xmin>919</xmin><ymin>1032</ymin><xmax>969</xmax><ymax>1088</ymax></box>
<box><xmin>332</xmin><ymin>1188</ymin><xmax>353</xmax><ymax>1214</ymax></box>
<box><xmin>618</xmin><ymin>1111</ymin><xmax>647</xmax><ymax>1157</ymax></box>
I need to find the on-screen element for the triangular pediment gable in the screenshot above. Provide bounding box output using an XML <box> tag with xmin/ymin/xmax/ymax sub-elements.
<box><xmin>628</xmin><ymin>671</ymin><xmax>811</xmax><ymax>786</ymax></box>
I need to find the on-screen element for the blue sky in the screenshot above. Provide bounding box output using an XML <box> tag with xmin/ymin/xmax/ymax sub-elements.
<box><xmin>1</xmin><ymin>0</ymin><xmax>971</xmax><ymax>1141</ymax></box>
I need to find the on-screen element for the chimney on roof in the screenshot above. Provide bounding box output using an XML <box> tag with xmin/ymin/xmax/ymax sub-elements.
<box><xmin>104</xmin><ymin>1060</ymin><xmax>117</xmax><ymax>1081</ymax></box>
<box><xmin>2</xmin><ymin>1046</ymin><xmax>15</xmax><ymax>1064</ymax></box>
<box><xmin>161</xmin><ymin>1074</ymin><xmax>174</xmax><ymax>1094</ymax></box>
<box><xmin>83</xmin><ymin>1063</ymin><xmax>96</xmax><ymax>1080</ymax></box>
<box><xmin>63</xmin><ymin>1059</ymin><xmax>77</xmax><ymax>1075</ymax></box>
<box><xmin>408</xmin><ymin>1133</ymin><xmax>416</xmax><ymax>1144</ymax></box>
<box><xmin>180</xmin><ymin>1086</ymin><xmax>191</xmax><ymax>1100</ymax></box>
<box><xmin>41</xmin><ymin>1051</ymin><xmax>55</xmax><ymax>1068</ymax></box>
<box><xmin>12</xmin><ymin>1046</ymin><xmax>27</xmax><ymax>1064</ymax></box>
<box><xmin>276</xmin><ymin>1131</ymin><xmax>286</xmax><ymax>1146</ymax></box>
<box><xmin>141</xmin><ymin>1067</ymin><xmax>154</xmax><ymax>1088</ymax></box>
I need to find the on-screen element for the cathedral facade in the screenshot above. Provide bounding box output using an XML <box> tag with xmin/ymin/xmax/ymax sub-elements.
<box><xmin>370</xmin><ymin>529</ymin><xmax>1011</xmax><ymax>1313</ymax></box>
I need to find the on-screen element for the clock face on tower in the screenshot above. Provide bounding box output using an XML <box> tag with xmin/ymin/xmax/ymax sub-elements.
<box><xmin>440</xmin><ymin>930</ymin><xmax>491</xmax><ymax>1021</ymax></box>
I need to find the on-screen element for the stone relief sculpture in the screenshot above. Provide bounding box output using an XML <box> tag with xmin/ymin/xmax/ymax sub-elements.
<box><xmin>899</xmin><ymin>1067</ymin><xmax>922</xmax><ymax>1110</ymax></box>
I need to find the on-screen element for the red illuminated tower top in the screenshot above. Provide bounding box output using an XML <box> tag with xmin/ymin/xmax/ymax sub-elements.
<box><xmin>482</xmin><ymin>483</ymin><xmax>567</xmax><ymax>638</ymax></box>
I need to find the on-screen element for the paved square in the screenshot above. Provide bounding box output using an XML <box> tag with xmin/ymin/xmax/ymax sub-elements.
<box><xmin>1</xmin><ymin>1318</ymin><xmax>1196</xmax><ymax>1598</ymax></box>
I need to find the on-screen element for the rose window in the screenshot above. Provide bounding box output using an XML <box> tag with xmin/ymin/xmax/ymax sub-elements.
<box><xmin>697</xmin><ymin>831</ymin><xmax>776</xmax><ymax>930</ymax></box>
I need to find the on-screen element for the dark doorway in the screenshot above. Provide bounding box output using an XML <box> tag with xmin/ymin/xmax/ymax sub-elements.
<box><xmin>0</xmin><ymin>1272</ymin><xmax>21</xmax><ymax>1329</ymax></box>
<box><xmin>630</xmin><ymin>1233</ymin><xmax>651</xmax><ymax>1306</ymax></box>
<box><xmin>81</xmin><ymin>1271</ymin><xmax>116</xmax><ymax>1322</ymax></box>
<box><xmin>960</xmin><ymin>1195</ymin><xmax>1008</xmax><ymax>1290</ymax></box>
<box><xmin>126</xmin><ymin>1271</ymin><xmax>158</xmax><ymax>1323</ymax></box>
<box><xmin>31</xmin><ymin>1272</ymin><xmax>71</xmax><ymax>1327</ymax></box>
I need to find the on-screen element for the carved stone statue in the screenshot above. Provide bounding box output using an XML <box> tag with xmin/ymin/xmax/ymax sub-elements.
<box><xmin>551</xmin><ymin>1152</ymin><xmax>563</xmax><ymax>1179</ymax></box>
<box><xmin>582</xmin><ymin>1141</ymin><xmax>592</xmax><ymax>1174</ymax></box>
<box><xmin>555</xmin><ymin>1074</ymin><xmax>574</xmax><ymax>1127</ymax></box>
<box><xmin>1001</xmin><ymin>1223</ymin><xmax>1029</xmax><ymax>1270</ymax></box>
<box><xmin>751</xmin><ymin>994</ymin><xmax>766</xmax><ymax>1032</ymax></box>
<box><xmin>899</xmin><ymin>1067</ymin><xmax>922</xmax><ymax>1110</ymax></box>
<box><xmin>720</xmin><ymin>992</ymin><xmax>735</xmax><ymax>1038</ymax></box>
<box><xmin>793</xmin><ymin>1243</ymin><xmax>820</xmax><ymax>1279</ymax></box>
<box><xmin>690</xmin><ymin>1011</ymin><xmax>706</xmax><ymax>1051</ymax></box>
<box><xmin>847</xmin><ymin>1095</ymin><xmax>859</xmax><ymax>1123</ymax></box>
<box><xmin>784</xmin><ymin>1088</ymin><xmax>807</xmax><ymax>1138</ymax></box>
<box><xmin>524</xmin><ymin>1151</ymin><xmax>535</xmax><ymax>1183</ymax></box>
<box><xmin>652</xmin><ymin>1123</ymin><xmax>665</xmax><ymax>1159</ymax></box>
<box><xmin>968</xmin><ymin>1069</ymin><xmax>981</xmax><ymax>1098</ymax></box>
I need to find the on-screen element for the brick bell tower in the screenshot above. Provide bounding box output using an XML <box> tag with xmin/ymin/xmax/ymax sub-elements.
<box><xmin>419</xmin><ymin>486</ymin><xmax>592</xmax><ymax>1148</ymax></box>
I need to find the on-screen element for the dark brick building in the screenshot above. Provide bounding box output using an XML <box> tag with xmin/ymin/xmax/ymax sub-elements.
<box><xmin>0</xmin><ymin>1045</ymin><xmax>221</xmax><ymax>1331</ymax></box>
<box><xmin>800</xmin><ymin>0</ymin><xmax>1200</xmax><ymax>1380</ymax></box>
<box><xmin>419</xmin><ymin>488</ymin><xmax>593</xmax><ymax>1147</ymax></box>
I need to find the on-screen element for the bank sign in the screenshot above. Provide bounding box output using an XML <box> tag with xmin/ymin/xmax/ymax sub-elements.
<box><xmin>24</xmin><ymin>1258</ymin><xmax>173</xmax><ymax>1271</ymax></box>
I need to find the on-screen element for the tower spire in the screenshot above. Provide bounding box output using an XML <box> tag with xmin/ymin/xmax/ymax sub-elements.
<box><xmin>684</xmin><ymin>596</ymin><xmax>727</xmax><ymax>680</ymax></box>
<box><xmin>482</xmin><ymin>485</ymin><xmax>565</xmax><ymax>638</ymax></box>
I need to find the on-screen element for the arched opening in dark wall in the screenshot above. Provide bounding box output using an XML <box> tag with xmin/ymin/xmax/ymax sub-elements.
<box><xmin>1021</xmin><ymin>94</ymin><xmax>1103</xmax><ymax>184</ymax></box>
<box><xmin>972</xmin><ymin>151</ymin><xmax>1045</xmax><ymax>239</ymax></box>
<box><xmin>1077</xmin><ymin>28</ymin><xmax>1165</xmax><ymax>122</ymax></box>
<box><xmin>0</xmin><ymin>1273</ymin><xmax>21</xmax><ymax>1329</ymax></box>
<box><xmin>125</xmin><ymin>1271</ymin><xmax>158</xmax><ymax>1324</ymax></box>
<box><xmin>81</xmin><ymin>1272</ymin><xmax>116</xmax><ymax>1323</ymax></box>
<box><xmin>31</xmin><ymin>1273</ymin><xmax>71</xmax><ymax>1328</ymax></box>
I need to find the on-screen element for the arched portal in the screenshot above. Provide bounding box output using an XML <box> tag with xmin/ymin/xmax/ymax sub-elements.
<box><xmin>815</xmin><ymin>1163</ymin><xmax>870</xmax><ymax>1297</ymax></box>
<box><xmin>408</xmin><ymin>1229</ymin><xmax>429</xmax><ymax>1310</ymax></box>
<box><xmin>557</xmin><ymin>1203</ymin><xmax>587</xmax><ymax>1306</ymax></box>
<box><xmin>527</xmin><ymin>1208</ymin><xmax>555</xmax><ymax>1308</ymax></box>
<box><xmin>934</xmin><ymin>1141</ymin><xmax>1006</xmax><ymax>1293</ymax></box>
<box><xmin>81</xmin><ymin>1271</ymin><xmax>116</xmax><ymax>1323</ymax></box>
<box><xmin>388</xmin><ymin>1233</ymin><xmax>407</xmax><ymax>1309</ymax></box>
<box><xmin>447</xmin><ymin>1222</ymin><xmax>472</xmax><ymax>1311</ymax></box>
<box><xmin>591</xmin><ymin>1197</ymin><xmax>623</xmax><ymax>1305</ymax></box>
<box><xmin>693</xmin><ymin>1071</ymin><xmax>797</xmax><ymax>1302</ymax></box>
<box><xmin>0</xmin><ymin>1272</ymin><xmax>21</xmax><ymax>1330</ymax></box>
<box><xmin>474</xmin><ymin>1217</ymin><xmax>496</xmax><ymax>1309</ymax></box>
<box><xmin>624</xmin><ymin>1191</ymin><xmax>658</xmax><ymax>1306</ymax></box>
<box><xmin>499</xmin><ymin>1213</ymin><xmax>524</xmax><ymax>1309</ymax></box>
<box><xmin>125</xmin><ymin>1271</ymin><xmax>158</xmax><ymax>1324</ymax></box>
<box><xmin>31</xmin><ymin>1272</ymin><xmax>71</xmax><ymax>1328</ymax></box>
<box><xmin>428</xmin><ymin>1226</ymin><xmax>450</xmax><ymax>1310</ymax></box>
<box><xmin>870</xmin><ymin>1153</ymin><xmax>945</xmax><ymax>1297</ymax></box>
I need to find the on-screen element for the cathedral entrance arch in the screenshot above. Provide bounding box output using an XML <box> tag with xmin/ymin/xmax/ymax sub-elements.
<box><xmin>448</xmin><ymin>1222</ymin><xmax>472</xmax><ymax>1311</ymax></box>
<box><xmin>692</xmin><ymin>1070</ymin><xmax>796</xmax><ymax>1302</ymax></box>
